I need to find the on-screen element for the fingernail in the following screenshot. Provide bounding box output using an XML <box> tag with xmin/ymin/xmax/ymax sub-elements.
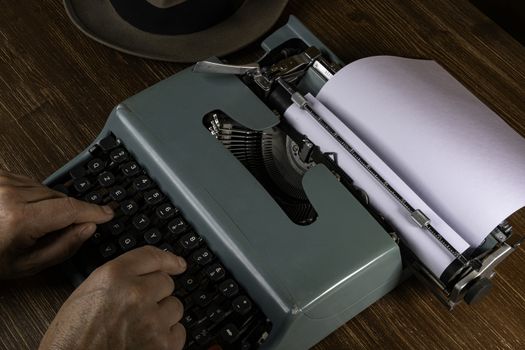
<box><xmin>178</xmin><ymin>257</ymin><xmax>187</xmax><ymax>270</ymax></box>
<box><xmin>102</xmin><ymin>205</ymin><xmax>114</xmax><ymax>215</ymax></box>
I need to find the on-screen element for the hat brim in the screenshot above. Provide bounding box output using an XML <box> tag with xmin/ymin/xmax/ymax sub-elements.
<box><xmin>64</xmin><ymin>0</ymin><xmax>288</xmax><ymax>62</ymax></box>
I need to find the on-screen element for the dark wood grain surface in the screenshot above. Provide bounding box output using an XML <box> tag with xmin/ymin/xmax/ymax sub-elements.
<box><xmin>1</xmin><ymin>0</ymin><xmax>524</xmax><ymax>349</ymax></box>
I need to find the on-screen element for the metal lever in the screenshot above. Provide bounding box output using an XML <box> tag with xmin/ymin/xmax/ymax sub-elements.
<box><xmin>193</xmin><ymin>61</ymin><xmax>260</xmax><ymax>75</ymax></box>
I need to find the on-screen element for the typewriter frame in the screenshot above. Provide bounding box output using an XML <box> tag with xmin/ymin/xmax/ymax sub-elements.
<box><xmin>45</xmin><ymin>16</ymin><xmax>519</xmax><ymax>349</ymax></box>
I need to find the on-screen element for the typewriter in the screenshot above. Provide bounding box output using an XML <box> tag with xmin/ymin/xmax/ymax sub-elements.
<box><xmin>45</xmin><ymin>17</ymin><xmax>523</xmax><ymax>350</ymax></box>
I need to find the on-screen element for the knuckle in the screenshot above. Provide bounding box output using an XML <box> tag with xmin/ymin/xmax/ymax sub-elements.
<box><xmin>1</xmin><ymin>206</ymin><xmax>23</xmax><ymax>230</ymax></box>
<box><xmin>94</xmin><ymin>261</ymin><xmax>122</xmax><ymax>282</ymax></box>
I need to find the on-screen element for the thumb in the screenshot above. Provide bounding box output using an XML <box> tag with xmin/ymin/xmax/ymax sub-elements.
<box><xmin>23</xmin><ymin>223</ymin><xmax>97</xmax><ymax>273</ymax></box>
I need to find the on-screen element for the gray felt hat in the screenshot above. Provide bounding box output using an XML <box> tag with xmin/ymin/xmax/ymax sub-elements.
<box><xmin>64</xmin><ymin>0</ymin><xmax>289</xmax><ymax>62</ymax></box>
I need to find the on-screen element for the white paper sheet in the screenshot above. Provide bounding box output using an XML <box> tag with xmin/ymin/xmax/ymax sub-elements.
<box><xmin>317</xmin><ymin>56</ymin><xmax>525</xmax><ymax>247</ymax></box>
<box><xmin>284</xmin><ymin>95</ymin><xmax>470</xmax><ymax>277</ymax></box>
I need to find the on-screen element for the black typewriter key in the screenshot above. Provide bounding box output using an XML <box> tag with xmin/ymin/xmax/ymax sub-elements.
<box><xmin>192</xmin><ymin>327</ymin><xmax>211</xmax><ymax>346</ymax></box>
<box><xmin>73</xmin><ymin>178</ymin><xmax>91</xmax><ymax>193</ymax></box>
<box><xmin>182</xmin><ymin>312</ymin><xmax>198</xmax><ymax>328</ymax></box>
<box><xmin>69</xmin><ymin>165</ymin><xmax>86</xmax><ymax>179</ymax></box>
<box><xmin>159</xmin><ymin>242</ymin><xmax>174</xmax><ymax>253</ymax></box>
<box><xmin>205</xmin><ymin>263</ymin><xmax>226</xmax><ymax>282</ymax></box>
<box><xmin>109</xmin><ymin>219</ymin><xmax>125</xmax><ymax>236</ymax></box>
<box><xmin>99</xmin><ymin>135</ymin><xmax>119</xmax><ymax>152</ymax></box>
<box><xmin>180</xmin><ymin>232</ymin><xmax>200</xmax><ymax>250</ymax></box>
<box><xmin>144</xmin><ymin>228</ymin><xmax>162</xmax><ymax>245</ymax></box>
<box><xmin>206</xmin><ymin>304</ymin><xmax>227</xmax><ymax>323</ymax></box>
<box><xmin>121</xmin><ymin>199</ymin><xmax>139</xmax><ymax>216</ymax></box>
<box><xmin>90</xmin><ymin>231</ymin><xmax>103</xmax><ymax>244</ymax></box>
<box><xmin>110</xmin><ymin>148</ymin><xmax>128</xmax><ymax>163</ymax></box>
<box><xmin>193</xmin><ymin>289</ymin><xmax>214</xmax><ymax>308</ymax></box>
<box><xmin>85</xmin><ymin>191</ymin><xmax>102</xmax><ymax>204</ymax></box>
<box><xmin>232</xmin><ymin>296</ymin><xmax>252</xmax><ymax>315</ymax></box>
<box><xmin>192</xmin><ymin>248</ymin><xmax>212</xmax><ymax>266</ymax></box>
<box><xmin>100</xmin><ymin>242</ymin><xmax>117</xmax><ymax>258</ymax></box>
<box><xmin>119</xmin><ymin>235</ymin><xmax>137</xmax><ymax>251</ymax></box>
<box><xmin>132</xmin><ymin>214</ymin><xmax>150</xmax><ymax>231</ymax></box>
<box><xmin>220</xmin><ymin>323</ymin><xmax>240</xmax><ymax>344</ymax></box>
<box><xmin>181</xmin><ymin>275</ymin><xmax>200</xmax><ymax>292</ymax></box>
<box><xmin>156</xmin><ymin>203</ymin><xmax>177</xmax><ymax>220</ymax></box>
<box><xmin>167</xmin><ymin>217</ymin><xmax>188</xmax><ymax>236</ymax></box>
<box><xmin>219</xmin><ymin>279</ymin><xmax>239</xmax><ymax>298</ymax></box>
<box><xmin>121</xmin><ymin>161</ymin><xmax>140</xmax><ymax>177</ymax></box>
<box><xmin>144</xmin><ymin>189</ymin><xmax>163</xmax><ymax>205</ymax></box>
<box><xmin>109</xmin><ymin>186</ymin><xmax>127</xmax><ymax>201</ymax></box>
<box><xmin>133</xmin><ymin>175</ymin><xmax>152</xmax><ymax>191</ymax></box>
<box><xmin>98</xmin><ymin>171</ymin><xmax>116</xmax><ymax>187</ymax></box>
<box><xmin>88</xmin><ymin>158</ymin><xmax>105</xmax><ymax>174</ymax></box>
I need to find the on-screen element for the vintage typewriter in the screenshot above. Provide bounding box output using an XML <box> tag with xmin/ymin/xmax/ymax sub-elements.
<box><xmin>45</xmin><ymin>17</ymin><xmax>523</xmax><ymax>350</ymax></box>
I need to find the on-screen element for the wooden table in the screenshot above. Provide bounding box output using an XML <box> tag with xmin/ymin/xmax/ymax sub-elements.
<box><xmin>1</xmin><ymin>0</ymin><xmax>524</xmax><ymax>349</ymax></box>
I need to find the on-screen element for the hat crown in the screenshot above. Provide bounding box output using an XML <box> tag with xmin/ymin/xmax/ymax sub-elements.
<box><xmin>145</xmin><ymin>0</ymin><xmax>186</xmax><ymax>8</ymax></box>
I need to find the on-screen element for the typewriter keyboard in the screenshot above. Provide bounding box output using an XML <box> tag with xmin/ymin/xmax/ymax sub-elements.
<box><xmin>53</xmin><ymin>134</ymin><xmax>272</xmax><ymax>350</ymax></box>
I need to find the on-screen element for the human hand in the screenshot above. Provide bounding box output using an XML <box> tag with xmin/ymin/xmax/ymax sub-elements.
<box><xmin>40</xmin><ymin>246</ymin><xmax>187</xmax><ymax>350</ymax></box>
<box><xmin>0</xmin><ymin>171</ymin><xmax>114</xmax><ymax>279</ymax></box>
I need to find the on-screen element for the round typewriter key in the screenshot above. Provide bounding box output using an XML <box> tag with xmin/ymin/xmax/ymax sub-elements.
<box><xmin>133</xmin><ymin>175</ymin><xmax>153</xmax><ymax>191</ymax></box>
<box><xmin>73</xmin><ymin>177</ymin><xmax>91</xmax><ymax>193</ymax></box>
<box><xmin>108</xmin><ymin>219</ymin><xmax>125</xmax><ymax>236</ymax></box>
<box><xmin>69</xmin><ymin>165</ymin><xmax>86</xmax><ymax>179</ymax></box>
<box><xmin>220</xmin><ymin>324</ymin><xmax>240</xmax><ymax>344</ymax></box>
<box><xmin>109</xmin><ymin>186</ymin><xmax>127</xmax><ymax>202</ymax></box>
<box><xmin>121</xmin><ymin>199</ymin><xmax>139</xmax><ymax>216</ymax></box>
<box><xmin>100</xmin><ymin>242</ymin><xmax>117</xmax><ymax>258</ymax></box>
<box><xmin>85</xmin><ymin>191</ymin><xmax>102</xmax><ymax>204</ymax></box>
<box><xmin>219</xmin><ymin>279</ymin><xmax>239</xmax><ymax>298</ymax></box>
<box><xmin>132</xmin><ymin>214</ymin><xmax>150</xmax><ymax>231</ymax></box>
<box><xmin>144</xmin><ymin>189</ymin><xmax>163</xmax><ymax>205</ymax></box>
<box><xmin>168</xmin><ymin>217</ymin><xmax>188</xmax><ymax>236</ymax></box>
<box><xmin>205</xmin><ymin>263</ymin><xmax>226</xmax><ymax>282</ymax></box>
<box><xmin>192</xmin><ymin>248</ymin><xmax>213</xmax><ymax>266</ymax></box>
<box><xmin>144</xmin><ymin>228</ymin><xmax>162</xmax><ymax>245</ymax></box>
<box><xmin>180</xmin><ymin>232</ymin><xmax>200</xmax><ymax>250</ymax></box>
<box><xmin>121</xmin><ymin>161</ymin><xmax>141</xmax><ymax>177</ymax></box>
<box><xmin>156</xmin><ymin>203</ymin><xmax>178</xmax><ymax>220</ymax></box>
<box><xmin>118</xmin><ymin>235</ymin><xmax>137</xmax><ymax>251</ymax></box>
<box><xmin>99</xmin><ymin>135</ymin><xmax>119</xmax><ymax>152</ymax></box>
<box><xmin>98</xmin><ymin>171</ymin><xmax>116</xmax><ymax>187</ymax></box>
<box><xmin>110</xmin><ymin>148</ymin><xmax>128</xmax><ymax>163</ymax></box>
<box><xmin>232</xmin><ymin>295</ymin><xmax>252</xmax><ymax>315</ymax></box>
<box><xmin>88</xmin><ymin>158</ymin><xmax>105</xmax><ymax>174</ymax></box>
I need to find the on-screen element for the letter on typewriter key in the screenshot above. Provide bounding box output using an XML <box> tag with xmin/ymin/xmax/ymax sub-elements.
<box><xmin>133</xmin><ymin>175</ymin><xmax>153</xmax><ymax>191</ymax></box>
<box><xmin>109</xmin><ymin>186</ymin><xmax>127</xmax><ymax>201</ymax></box>
<box><xmin>109</xmin><ymin>148</ymin><xmax>128</xmax><ymax>163</ymax></box>
<box><xmin>121</xmin><ymin>199</ymin><xmax>139</xmax><ymax>216</ymax></box>
<box><xmin>205</xmin><ymin>263</ymin><xmax>226</xmax><ymax>282</ymax></box>
<box><xmin>144</xmin><ymin>189</ymin><xmax>163</xmax><ymax>205</ymax></box>
<box><xmin>132</xmin><ymin>214</ymin><xmax>150</xmax><ymax>231</ymax></box>
<box><xmin>144</xmin><ymin>228</ymin><xmax>162</xmax><ymax>245</ymax></box>
<box><xmin>121</xmin><ymin>161</ymin><xmax>141</xmax><ymax>177</ymax></box>
<box><xmin>118</xmin><ymin>235</ymin><xmax>137</xmax><ymax>251</ymax></box>
<box><xmin>87</xmin><ymin>158</ymin><xmax>105</xmax><ymax>174</ymax></box>
<box><xmin>220</xmin><ymin>324</ymin><xmax>240</xmax><ymax>344</ymax></box>
<box><xmin>156</xmin><ymin>203</ymin><xmax>178</xmax><ymax>220</ymax></box>
<box><xmin>219</xmin><ymin>279</ymin><xmax>239</xmax><ymax>298</ymax></box>
<box><xmin>232</xmin><ymin>295</ymin><xmax>252</xmax><ymax>315</ymax></box>
<box><xmin>97</xmin><ymin>171</ymin><xmax>116</xmax><ymax>187</ymax></box>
